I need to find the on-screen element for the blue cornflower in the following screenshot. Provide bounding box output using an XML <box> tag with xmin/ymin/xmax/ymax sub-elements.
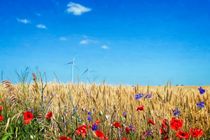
<box><xmin>197</xmin><ymin>102</ymin><xmax>205</xmax><ymax>108</ymax></box>
<box><xmin>123</xmin><ymin>112</ymin><xmax>127</xmax><ymax>118</ymax></box>
<box><xmin>88</xmin><ymin>111</ymin><xmax>92</xmax><ymax>115</ymax></box>
<box><xmin>92</xmin><ymin>123</ymin><xmax>98</xmax><ymax>131</ymax></box>
<box><xmin>172</xmin><ymin>108</ymin><xmax>180</xmax><ymax>116</ymax></box>
<box><xmin>198</xmin><ymin>87</ymin><xmax>205</xmax><ymax>95</ymax></box>
<box><xmin>144</xmin><ymin>130</ymin><xmax>153</xmax><ymax>137</ymax></box>
<box><xmin>135</xmin><ymin>93</ymin><xmax>144</xmax><ymax>100</ymax></box>
<box><xmin>87</xmin><ymin>115</ymin><xmax>92</xmax><ymax>122</ymax></box>
<box><xmin>144</xmin><ymin>93</ymin><xmax>152</xmax><ymax>99</ymax></box>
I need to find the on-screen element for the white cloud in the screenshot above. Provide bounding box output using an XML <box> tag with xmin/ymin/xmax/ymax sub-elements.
<box><xmin>59</xmin><ymin>36</ymin><xmax>67</xmax><ymax>41</ymax></box>
<box><xmin>17</xmin><ymin>18</ymin><xmax>30</xmax><ymax>24</ymax></box>
<box><xmin>79</xmin><ymin>38</ymin><xmax>98</xmax><ymax>45</ymax></box>
<box><xmin>67</xmin><ymin>2</ymin><xmax>91</xmax><ymax>16</ymax></box>
<box><xmin>101</xmin><ymin>45</ymin><xmax>109</xmax><ymax>50</ymax></box>
<box><xmin>80</xmin><ymin>39</ymin><xmax>90</xmax><ymax>45</ymax></box>
<box><xmin>36</xmin><ymin>24</ymin><xmax>47</xmax><ymax>29</ymax></box>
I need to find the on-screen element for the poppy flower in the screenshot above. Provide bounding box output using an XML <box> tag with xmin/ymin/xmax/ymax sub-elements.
<box><xmin>197</xmin><ymin>102</ymin><xmax>205</xmax><ymax>108</ymax></box>
<box><xmin>148</xmin><ymin>119</ymin><xmax>155</xmax><ymax>125</ymax></box>
<box><xmin>0</xmin><ymin>115</ymin><xmax>4</xmax><ymax>122</ymax></box>
<box><xmin>160</xmin><ymin>119</ymin><xmax>169</xmax><ymax>136</ymax></box>
<box><xmin>125</xmin><ymin>127</ymin><xmax>131</xmax><ymax>134</ymax></box>
<box><xmin>23</xmin><ymin>111</ymin><xmax>34</xmax><ymax>125</ymax></box>
<box><xmin>0</xmin><ymin>106</ymin><xmax>3</xmax><ymax>111</ymax></box>
<box><xmin>45</xmin><ymin>111</ymin><xmax>53</xmax><ymax>120</ymax></box>
<box><xmin>176</xmin><ymin>130</ymin><xmax>190</xmax><ymax>139</ymax></box>
<box><xmin>190</xmin><ymin>128</ymin><xmax>203</xmax><ymax>138</ymax></box>
<box><xmin>136</xmin><ymin>105</ymin><xmax>144</xmax><ymax>111</ymax></box>
<box><xmin>170</xmin><ymin>117</ymin><xmax>183</xmax><ymax>131</ymax></box>
<box><xmin>112</xmin><ymin>121</ymin><xmax>121</xmax><ymax>128</ymax></box>
<box><xmin>75</xmin><ymin>125</ymin><xmax>87</xmax><ymax>138</ymax></box>
<box><xmin>135</xmin><ymin>93</ymin><xmax>144</xmax><ymax>100</ymax></box>
<box><xmin>59</xmin><ymin>136</ymin><xmax>72</xmax><ymax>140</ymax></box>
<box><xmin>95</xmin><ymin>130</ymin><xmax>106</xmax><ymax>139</ymax></box>
<box><xmin>121</xmin><ymin>138</ymin><xmax>128</xmax><ymax>140</ymax></box>
<box><xmin>198</xmin><ymin>87</ymin><xmax>205</xmax><ymax>94</ymax></box>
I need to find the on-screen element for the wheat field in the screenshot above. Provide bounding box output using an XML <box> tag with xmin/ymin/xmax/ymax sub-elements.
<box><xmin>0</xmin><ymin>78</ymin><xmax>209</xmax><ymax>139</ymax></box>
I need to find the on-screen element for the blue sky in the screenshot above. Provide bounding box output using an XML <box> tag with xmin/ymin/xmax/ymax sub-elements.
<box><xmin>0</xmin><ymin>0</ymin><xmax>210</xmax><ymax>85</ymax></box>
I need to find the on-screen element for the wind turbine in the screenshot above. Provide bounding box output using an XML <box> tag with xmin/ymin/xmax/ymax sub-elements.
<box><xmin>66</xmin><ymin>58</ymin><xmax>75</xmax><ymax>83</ymax></box>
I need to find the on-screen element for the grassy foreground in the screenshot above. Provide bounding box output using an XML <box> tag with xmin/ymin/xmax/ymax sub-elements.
<box><xmin>0</xmin><ymin>76</ymin><xmax>209</xmax><ymax>139</ymax></box>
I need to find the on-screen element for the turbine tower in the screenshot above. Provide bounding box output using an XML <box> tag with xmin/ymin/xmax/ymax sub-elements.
<box><xmin>67</xmin><ymin>58</ymin><xmax>75</xmax><ymax>83</ymax></box>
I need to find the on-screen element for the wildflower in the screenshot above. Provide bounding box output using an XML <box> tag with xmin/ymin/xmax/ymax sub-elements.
<box><xmin>75</xmin><ymin>125</ymin><xmax>87</xmax><ymax>138</ymax></box>
<box><xmin>148</xmin><ymin>119</ymin><xmax>155</xmax><ymax>125</ymax></box>
<box><xmin>136</xmin><ymin>105</ymin><xmax>144</xmax><ymax>111</ymax></box>
<box><xmin>105</xmin><ymin>115</ymin><xmax>110</xmax><ymax>120</ymax></box>
<box><xmin>121</xmin><ymin>138</ymin><xmax>128</xmax><ymax>140</ymax></box>
<box><xmin>172</xmin><ymin>108</ymin><xmax>180</xmax><ymax>117</ymax></box>
<box><xmin>176</xmin><ymin>130</ymin><xmax>190</xmax><ymax>139</ymax></box>
<box><xmin>190</xmin><ymin>128</ymin><xmax>203</xmax><ymax>138</ymax></box>
<box><xmin>160</xmin><ymin>119</ymin><xmax>169</xmax><ymax>136</ymax></box>
<box><xmin>23</xmin><ymin>111</ymin><xmax>34</xmax><ymax>125</ymax></box>
<box><xmin>170</xmin><ymin>117</ymin><xmax>183</xmax><ymax>131</ymax></box>
<box><xmin>88</xmin><ymin>111</ymin><xmax>92</xmax><ymax>115</ymax></box>
<box><xmin>92</xmin><ymin>123</ymin><xmax>98</xmax><ymax>131</ymax></box>
<box><xmin>144</xmin><ymin>130</ymin><xmax>153</xmax><ymax>137</ymax></box>
<box><xmin>45</xmin><ymin>111</ymin><xmax>53</xmax><ymax>120</ymax></box>
<box><xmin>144</xmin><ymin>93</ymin><xmax>152</xmax><ymax>99</ymax></box>
<box><xmin>87</xmin><ymin>115</ymin><xmax>92</xmax><ymax>122</ymax></box>
<box><xmin>125</xmin><ymin>127</ymin><xmax>131</xmax><ymax>134</ymax></box>
<box><xmin>95</xmin><ymin>130</ymin><xmax>107</xmax><ymax>139</ymax></box>
<box><xmin>0</xmin><ymin>115</ymin><xmax>4</xmax><ymax>122</ymax></box>
<box><xmin>0</xmin><ymin>106</ymin><xmax>3</xmax><ymax>111</ymax></box>
<box><xmin>122</xmin><ymin>112</ymin><xmax>127</xmax><ymax>118</ymax></box>
<box><xmin>112</xmin><ymin>121</ymin><xmax>121</xmax><ymax>128</ymax></box>
<box><xmin>198</xmin><ymin>87</ymin><xmax>205</xmax><ymax>94</ymax></box>
<box><xmin>59</xmin><ymin>136</ymin><xmax>72</xmax><ymax>140</ymax></box>
<box><xmin>135</xmin><ymin>93</ymin><xmax>144</xmax><ymax>100</ymax></box>
<box><xmin>197</xmin><ymin>102</ymin><xmax>205</xmax><ymax>108</ymax></box>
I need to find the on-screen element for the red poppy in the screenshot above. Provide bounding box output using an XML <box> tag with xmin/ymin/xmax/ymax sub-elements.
<box><xmin>95</xmin><ymin>130</ymin><xmax>108</xmax><ymax>140</ymax></box>
<box><xmin>112</xmin><ymin>122</ymin><xmax>121</xmax><ymax>128</ymax></box>
<box><xmin>0</xmin><ymin>115</ymin><xmax>4</xmax><ymax>122</ymax></box>
<box><xmin>0</xmin><ymin>106</ymin><xmax>3</xmax><ymax>111</ymax></box>
<box><xmin>136</xmin><ymin>105</ymin><xmax>144</xmax><ymax>111</ymax></box>
<box><xmin>45</xmin><ymin>111</ymin><xmax>53</xmax><ymax>120</ymax></box>
<box><xmin>190</xmin><ymin>128</ymin><xmax>203</xmax><ymax>138</ymax></box>
<box><xmin>148</xmin><ymin>119</ymin><xmax>155</xmax><ymax>125</ymax></box>
<box><xmin>125</xmin><ymin>127</ymin><xmax>131</xmax><ymax>134</ymax></box>
<box><xmin>121</xmin><ymin>137</ymin><xmax>127</xmax><ymax>140</ymax></box>
<box><xmin>59</xmin><ymin>136</ymin><xmax>72</xmax><ymax>140</ymax></box>
<box><xmin>170</xmin><ymin>117</ymin><xmax>183</xmax><ymax>131</ymax></box>
<box><xmin>75</xmin><ymin>125</ymin><xmax>87</xmax><ymax>138</ymax></box>
<box><xmin>176</xmin><ymin>130</ymin><xmax>190</xmax><ymax>139</ymax></box>
<box><xmin>23</xmin><ymin>111</ymin><xmax>34</xmax><ymax>125</ymax></box>
<box><xmin>160</xmin><ymin>119</ymin><xmax>169</xmax><ymax>135</ymax></box>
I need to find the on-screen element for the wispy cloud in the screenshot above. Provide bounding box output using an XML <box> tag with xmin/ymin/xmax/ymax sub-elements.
<box><xmin>66</xmin><ymin>2</ymin><xmax>91</xmax><ymax>16</ymax></box>
<box><xmin>79</xmin><ymin>38</ymin><xmax>97</xmax><ymax>45</ymax></box>
<box><xmin>36</xmin><ymin>24</ymin><xmax>47</xmax><ymax>29</ymax></box>
<box><xmin>101</xmin><ymin>45</ymin><xmax>109</xmax><ymax>50</ymax></box>
<box><xmin>80</xmin><ymin>39</ymin><xmax>90</xmax><ymax>45</ymax></box>
<box><xmin>17</xmin><ymin>18</ymin><xmax>30</xmax><ymax>24</ymax></box>
<box><xmin>59</xmin><ymin>36</ymin><xmax>67</xmax><ymax>41</ymax></box>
